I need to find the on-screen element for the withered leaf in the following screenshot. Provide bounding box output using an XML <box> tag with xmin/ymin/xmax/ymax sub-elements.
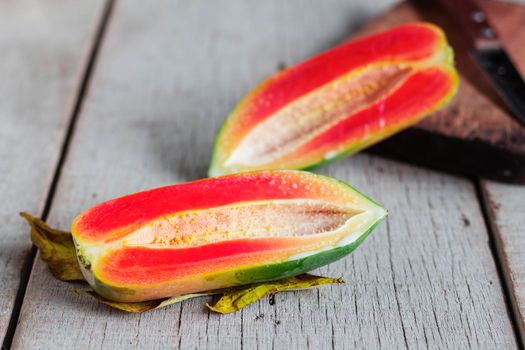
<box><xmin>21</xmin><ymin>212</ymin><xmax>84</xmax><ymax>281</ymax></box>
<box><xmin>77</xmin><ymin>289</ymin><xmax>219</xmax><ymax>313</ymax></box>
<box><xmin>208</xmin><ymin>274</ymin><xmax>344</xmax><ymax>314</ymax></box>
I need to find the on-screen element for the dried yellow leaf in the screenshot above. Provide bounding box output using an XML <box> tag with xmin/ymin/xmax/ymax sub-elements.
<box><xmin>208</xmin><ymin>275</ymin><xmax>344</xmax><ymax>314</ymax></box>
<box><xmin>21</xmin><ymin>212</ymin><xmax>84</xmax><ymax>281</ymax></box>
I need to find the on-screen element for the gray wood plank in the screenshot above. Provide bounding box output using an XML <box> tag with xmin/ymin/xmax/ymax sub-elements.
<box><xmin>482</xmin><ymin>180</ymin><xmax>525</xmax><ymax>345</ymax></box>
<box><xmin>478</xmin><ymin>11</ymin><xmax>525</xmax><ymax>344</ymax></box>
<box><xmin>0</xmin><ymin>0</ymin><xmax>106</xmax><ymax>344</ymax></box>
<box><xmin>12</xmin><ymin>0</ymin><xmax>518</xmax><ymax>348</ymax></box>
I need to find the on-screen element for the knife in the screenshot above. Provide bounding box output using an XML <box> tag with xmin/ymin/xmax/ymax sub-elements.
<box><xmin>436</xmin><ymin>0</ymin><xmax>525</xmax><ymax>127</ymax></box>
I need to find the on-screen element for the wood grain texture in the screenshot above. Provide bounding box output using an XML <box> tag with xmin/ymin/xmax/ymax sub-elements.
<box><xmin>479</xmin><ymin>6</ymin><xmax>525</xmax><ymax>342</ymax></box>
<box><xmin>11</xmin><ymin>0</ymin><xmax>517</xmax><ymax>348</ymax></box>
<box><xmin>0</xmin><ymin>0</ymin><xmax>106</xmax><ymax>343</ymax></box>
<box><xmin>482</xmin><ymin>180</ymin><xmax>525</xmax><ymax>344</ymax></box>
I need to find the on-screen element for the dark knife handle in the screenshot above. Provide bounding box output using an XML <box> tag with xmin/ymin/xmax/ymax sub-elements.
<box><xmin>434</xmin><ymin>0</ymin><xmax>501</xmax><ymax>50</ymax></box>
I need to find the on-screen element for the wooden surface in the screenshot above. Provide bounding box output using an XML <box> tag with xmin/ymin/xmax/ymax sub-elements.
<box><xmin>2</xmin><ymin>0</ymin><xmax>524</xmax><ymax>349</ymax></box>
<box><xmin>362</xmin><ymin>0</ymin><xmax>525</xmax><ymax>183</ymax></box>
<box><xmin>479</xmin><ymin>3</ymin><xmax>525</xmax><ymax>342</ymax></box>
<box><xmin>0</xmin><ymin>0</ymin><xmax>106</xmax><ymax>345</ymax></box>
<box><xmin>482</xmin><ymin>180</ymin><xmax>525</xmax><ymax>344</ymax></box>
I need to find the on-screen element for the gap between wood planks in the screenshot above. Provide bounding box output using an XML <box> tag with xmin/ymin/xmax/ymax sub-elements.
<box><xmin>475</xmin><ymin>178</ymin><xmax>525</xmax><ymax>350</ymax></box>
<box><xmin>1</xmin><ymin>1</ymin><xmax>116</xmax><ymax>349</ymax></box>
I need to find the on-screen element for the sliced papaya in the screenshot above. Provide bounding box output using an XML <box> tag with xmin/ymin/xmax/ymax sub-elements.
<box><xmin>71</xmin><ymin>170</ymin><xmax>386</xmax><ymax>302</ymax></box>
<box><xmin>20</xmin><ymin>212</ymin><xmax>345</xmax><ymax>313</ymax></box>
<box><xmin>209</xmin><ymin>22</ymin><xmax>459</xmax><ymax>176</ymax></box>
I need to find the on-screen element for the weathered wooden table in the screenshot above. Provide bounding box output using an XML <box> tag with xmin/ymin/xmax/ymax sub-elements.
<box><xmin>1</xmin><ymin>0</ymin><xmax>524</xmax><ymax>348</ymax></box>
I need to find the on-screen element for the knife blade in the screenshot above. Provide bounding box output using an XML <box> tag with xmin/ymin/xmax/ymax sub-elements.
<box><xmin>436</xmin><ymin>0</ymin><xmax>525</xmax><ymax>127</ymax></box>
<box><xmin>471</xmin><ymin>49</ymin><xmax>525</xmax><ymax>126</ymax></box>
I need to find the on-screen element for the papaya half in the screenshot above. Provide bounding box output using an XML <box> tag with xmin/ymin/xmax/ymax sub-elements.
<box><xmin>209</xmin><ymin>23</ymin><xmax>459</xmax><ymax>176</ymax></box>
<box><xmin>71</xmin><ymin>171</ymin><xmax>386</xmax><ymax>302</ymax></box>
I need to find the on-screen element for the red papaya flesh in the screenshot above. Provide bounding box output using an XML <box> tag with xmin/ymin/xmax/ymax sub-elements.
<box><xmin>72</xmin><ymin>171</ymin><xmax>386</xmax><ymax>302</ymax></box>
<box><xmin>209</xmin><ymin>23</ymin><xmax>459</xmax><ymax>176</ymax></box>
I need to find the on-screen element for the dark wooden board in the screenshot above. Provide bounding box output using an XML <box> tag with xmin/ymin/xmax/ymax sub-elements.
<box><xmin>361</xmin><ymin>0</ymin><xmax>525</xmax><ymax>183</ymax></box>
